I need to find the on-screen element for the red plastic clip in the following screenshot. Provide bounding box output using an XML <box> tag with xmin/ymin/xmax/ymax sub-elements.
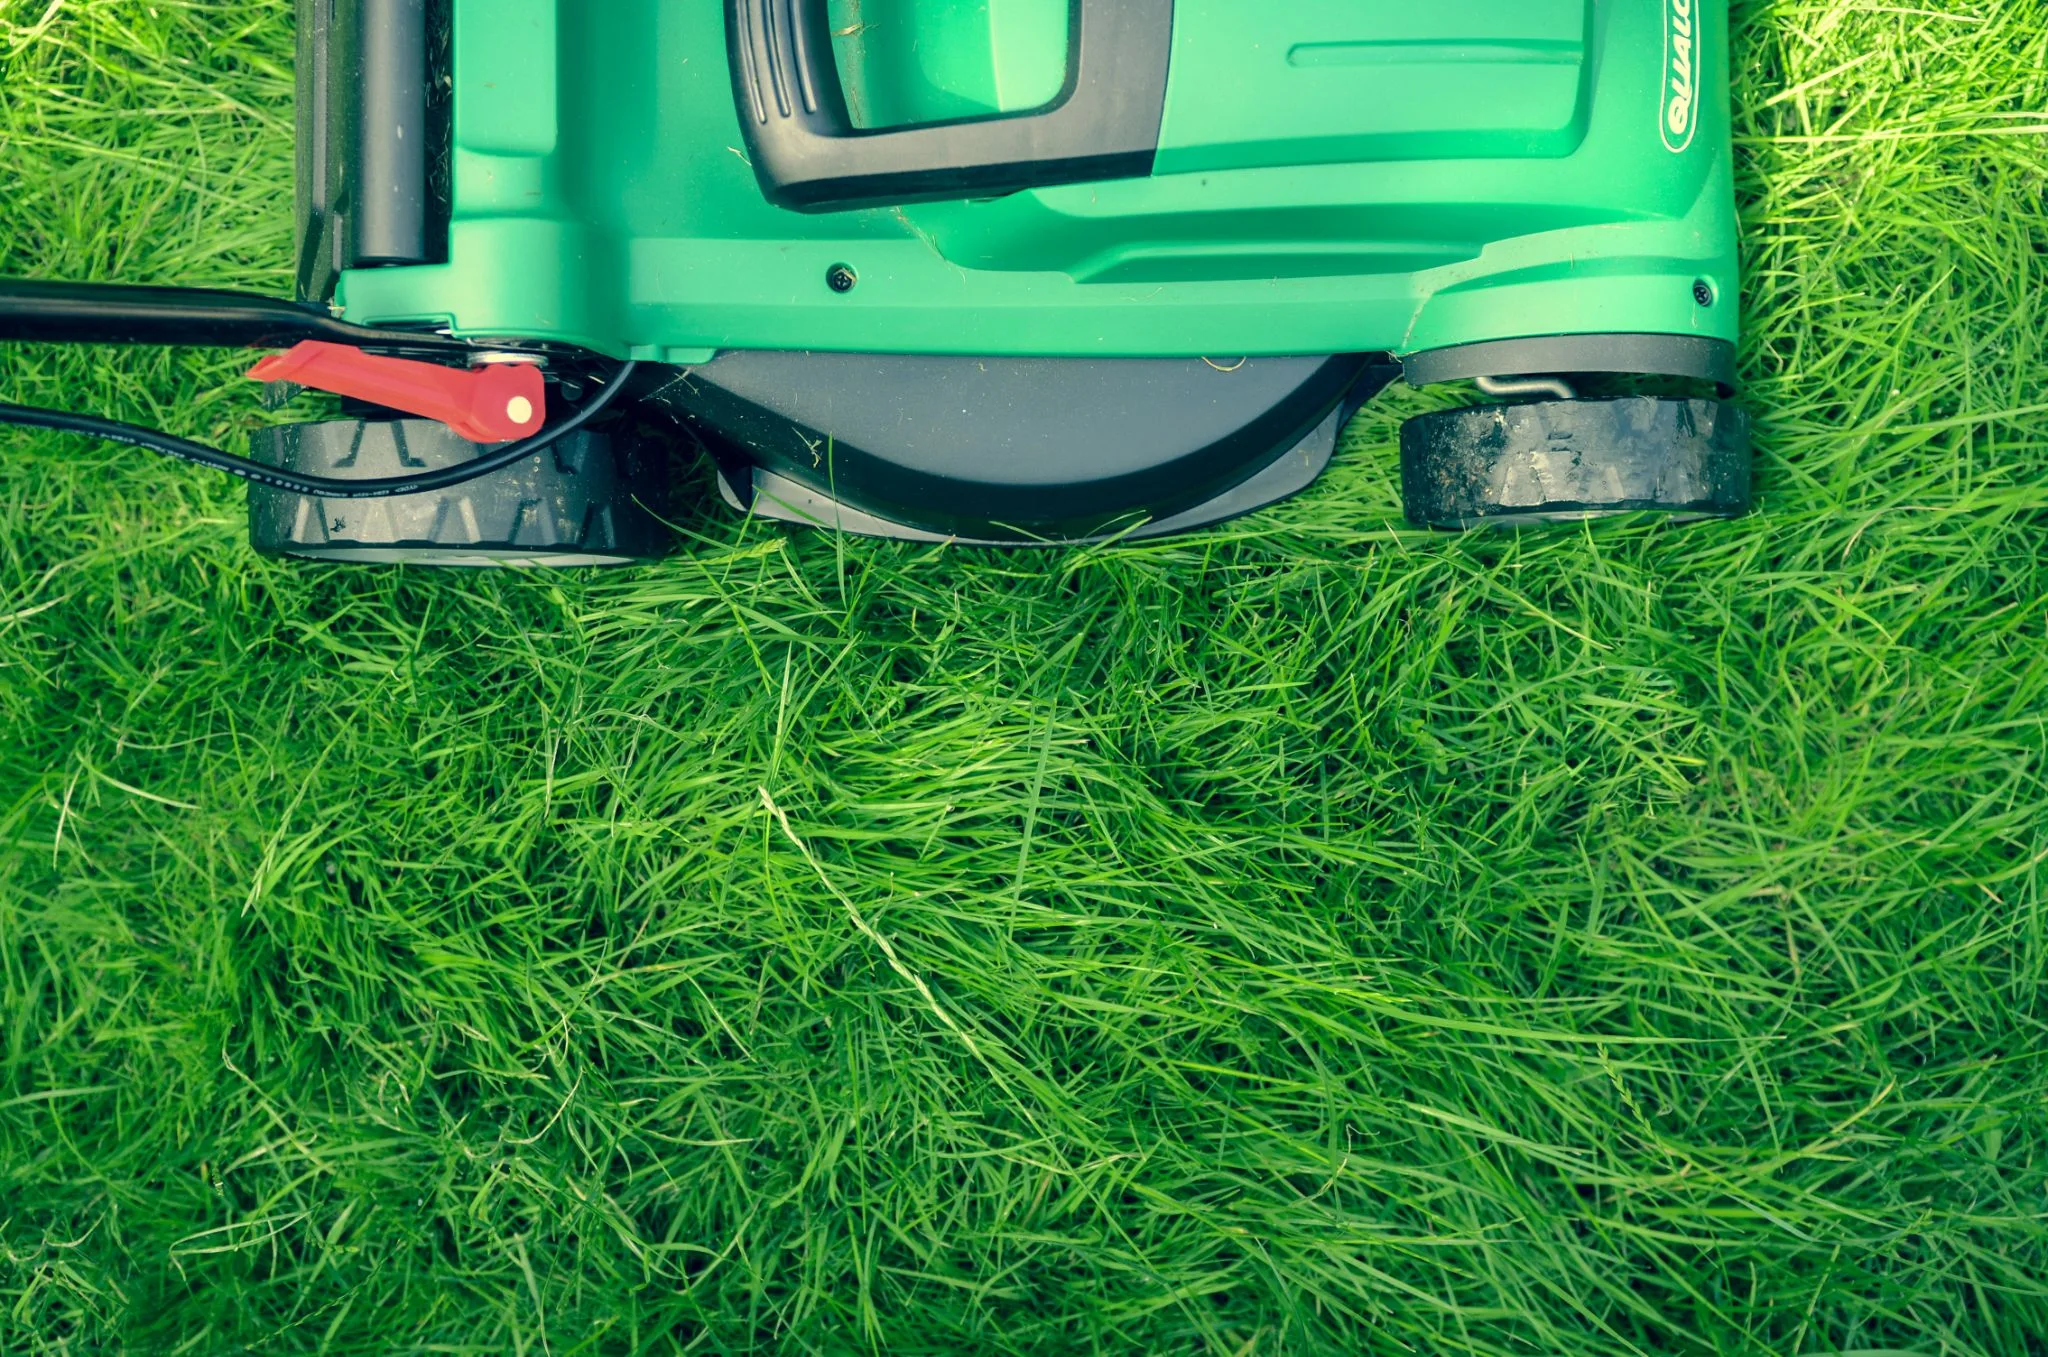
<box><xmin>247</xmin><ymin>342</ymin><xmax>546</xmax><ymax>443</ymax></box>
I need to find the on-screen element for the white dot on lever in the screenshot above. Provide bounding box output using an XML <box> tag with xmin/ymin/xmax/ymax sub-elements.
<box><xmin>506</xmin><ymin>396</ymin><xmax>536</xmax><ymax>426</ymax></box>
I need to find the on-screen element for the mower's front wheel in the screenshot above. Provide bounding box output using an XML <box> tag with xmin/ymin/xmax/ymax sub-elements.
<box><xmin>248</xmin><ymin>418</ymin><xmax>673</xmax><ymax>566</ymax></box>
<box><xmin>1399</xmin><ymin>396</ymin><xmax>1751</xmax><ymax>530</ymax></box>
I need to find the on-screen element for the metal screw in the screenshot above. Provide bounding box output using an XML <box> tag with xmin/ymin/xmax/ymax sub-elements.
<box><xmin>826</xmin><ymin>263</ymin><xmax>858</xmax><ymax>294</ymax></box>
<box><xmin>1692</xmin><ymin>279</ymin><xmax>1715</xmax><ymax>308</ymax></box>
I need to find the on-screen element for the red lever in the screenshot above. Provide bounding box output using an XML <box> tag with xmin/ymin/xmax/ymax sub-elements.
<box><xmin>247</xmin><ymin>342</ymin><xmax>546</xmax><ymax>443</ymax></box>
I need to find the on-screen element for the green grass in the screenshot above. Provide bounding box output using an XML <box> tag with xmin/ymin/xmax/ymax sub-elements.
<box><xmin>3</xmin><ymin>2</ymin><xmax>2048</xmax><ymax>1352</ymax></box>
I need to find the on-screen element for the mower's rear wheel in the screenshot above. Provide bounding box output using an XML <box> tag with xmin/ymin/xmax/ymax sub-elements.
<box><xmin>1399</xmin><ymin>396</ymin><xmax>1751</xmax><ymax>530</ymax></box>
<box><xmin>249</xmin><ymin>418</ymin><xmax>673</xmax><ymax>565</ymax></box>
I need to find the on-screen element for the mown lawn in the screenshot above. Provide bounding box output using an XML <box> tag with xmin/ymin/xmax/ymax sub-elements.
<box><xmin>3</xmin><ymin>3</ymin><xmax>2047</xmax><ymax>1352</ymax></box>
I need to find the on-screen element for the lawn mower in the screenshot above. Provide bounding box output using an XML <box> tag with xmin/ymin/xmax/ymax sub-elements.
<box><xmin>0</xmin><ymin>0</ymin><xmax>1748</xmax><ymax>563</ymax></box>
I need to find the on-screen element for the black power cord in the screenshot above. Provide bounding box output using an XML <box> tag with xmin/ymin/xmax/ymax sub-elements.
<box><xmin>0</xmin><ymin>360</ymin><xmax>640</xmax><ymax>500</ymax></box>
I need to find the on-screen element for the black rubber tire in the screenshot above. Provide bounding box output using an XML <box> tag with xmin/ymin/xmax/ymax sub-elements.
<box><xmin>1399</xmin><ymin>396</ymin><xmax>1751</xmax><ymax>530</ymax></box>
<box><xmin>249</xmin><ymin>419</ymin><xmax>674</xmax><ymax>565</ymax></box>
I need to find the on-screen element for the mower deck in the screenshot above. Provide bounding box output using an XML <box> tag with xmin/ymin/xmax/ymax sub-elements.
<box><xmin>314</xmin><ymin>1</ymin><xmax>1737</xmax><ymax>366</ymax></box>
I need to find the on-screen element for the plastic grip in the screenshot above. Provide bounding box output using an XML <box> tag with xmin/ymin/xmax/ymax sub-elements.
<box><xmin>725</xmin><ymin>0</ymin><xmax>1173</xmax><ymax>213</ymax></box>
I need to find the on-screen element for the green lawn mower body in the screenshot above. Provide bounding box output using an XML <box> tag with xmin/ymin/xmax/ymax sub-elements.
<box><xmin>4</xmin><ymin>0</ymin><xmax>1750</xmax><ymax>559</ymax></box>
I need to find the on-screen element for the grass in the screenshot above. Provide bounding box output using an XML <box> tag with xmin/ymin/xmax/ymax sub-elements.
<box><xmin>2</xmin><ymin>1</ymin><xmax>2047</xmax><ymax>1352</ymax></box>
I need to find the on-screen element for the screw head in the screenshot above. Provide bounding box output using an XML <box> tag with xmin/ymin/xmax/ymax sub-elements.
<box><xmin>1692</xmin><ymin>279</ymin><xmax>1715</xmax><ymax>308</ymax></box>
<box><xmin>826</xmin><ymin>263</ymin><xmax>858</xmax><ymax>294</ymax></box>
<box><xmin>505</xmin><ymin>395</ymin><xmax>536</xmax><ymax>426</ymax></box>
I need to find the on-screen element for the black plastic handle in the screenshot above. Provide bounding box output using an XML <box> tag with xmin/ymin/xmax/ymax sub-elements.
<box><xmin>726</xmin><ymin>0</ymin><xmax>1173</xmax><ymax>213</ymax></box>
<box><xmin>0</xmin><ymin>279</ymin><xmax>517</xmax><ymax>360</ymax></box>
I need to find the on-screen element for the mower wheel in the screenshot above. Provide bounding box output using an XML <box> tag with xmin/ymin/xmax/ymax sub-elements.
<box><xmin>249</xmin><ymin>418</ymin><xmax>673</xmax><ymax>565</ymax></box>
<box><xmin>1399</xmin><ymin>396</ymin><xmax>1751</xmax><ymax>530</ymax></box>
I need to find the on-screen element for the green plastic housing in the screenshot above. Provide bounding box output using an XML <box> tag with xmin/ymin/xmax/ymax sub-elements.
<box><xmin>335</xmin><ymin>0</ymin><xmax>1739</xmax><ymax>365</ymax></box>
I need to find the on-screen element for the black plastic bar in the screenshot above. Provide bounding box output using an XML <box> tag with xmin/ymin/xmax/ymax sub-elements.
<box><xmin>0</xmin><ymin>279</ymin><xmax>486</xmax><ymax>357</ymax></box>
<box><xmin>352</xmin><ymin>0</ymin><xmax>431</xmax><ymax>264</ymax></box>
